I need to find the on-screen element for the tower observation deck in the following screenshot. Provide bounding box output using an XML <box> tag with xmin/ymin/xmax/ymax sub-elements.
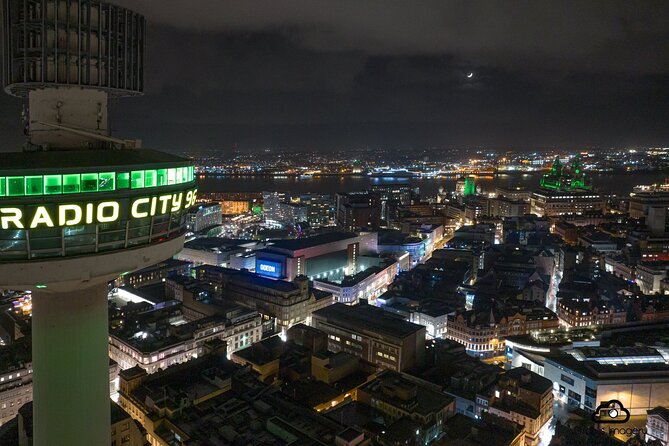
<box><xmin>0</xmin><ymin>1</ymin><xmax>196</xmax><ymax>444</ymax></box>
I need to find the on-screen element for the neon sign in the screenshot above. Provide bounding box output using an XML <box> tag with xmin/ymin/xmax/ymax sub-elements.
<box><xmin>0</xmin><ymin>188</ymin><xmax>197</xmax><ymax>229</ymax></box>
<box><xmin>259</xmin><ymin>264</ymin><xmax>276</xmax><ymax>273</ymax></box>
<box><xmin>256</xmin><ymin>259</ymin><xmax>282</xmax><ymax>278</ymax></box>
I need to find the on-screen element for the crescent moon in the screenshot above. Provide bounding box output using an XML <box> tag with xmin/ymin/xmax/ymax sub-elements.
<box><xmin>467</xmin><ymin>72</ymin><xmax>474</xmax><ymax>78</ymax></box>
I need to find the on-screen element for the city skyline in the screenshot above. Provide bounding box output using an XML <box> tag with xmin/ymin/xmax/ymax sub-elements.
<box><xmin>1</xmin><ymin>1</ymin><xmax>669</xmax><ymax>152</ymax></box>
<box><xmin>2</xmin><ymin>2</ymin><xmax>669</xmax><ymax>446</ymax></box>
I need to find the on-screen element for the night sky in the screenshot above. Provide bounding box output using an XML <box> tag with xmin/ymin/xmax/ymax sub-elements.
<box><xmin>2</xmin><ymin>0</ymin><xmax>669</xmax><ymax>152</ymax></box>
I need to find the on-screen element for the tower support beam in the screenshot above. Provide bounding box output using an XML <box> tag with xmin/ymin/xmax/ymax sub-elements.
<box><xmin>32</xmin><ymin>283</ymin><xmax>110</xmax><ymax>446</ymax></box>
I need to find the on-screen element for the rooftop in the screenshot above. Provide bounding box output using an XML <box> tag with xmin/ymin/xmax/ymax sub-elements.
<box><xmin>313</xmin><ymin>303</ymin><xmax>426</xmax><ymax>340</ymax></box>
<box><xmin>267</xmin><ymin>232</ymin><xmax>358</xmax><ymax>252</ymax></box>
<box><xmin>0</xmin><ymin>149</ymin><xmax>190</xmax><ymax>173</ymax></box>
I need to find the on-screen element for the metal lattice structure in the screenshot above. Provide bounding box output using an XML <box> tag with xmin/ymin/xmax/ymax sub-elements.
<box><xmin>3</xmin><ymin>0</ymin><xmax>145</xmax><ymax>97</ymax></box>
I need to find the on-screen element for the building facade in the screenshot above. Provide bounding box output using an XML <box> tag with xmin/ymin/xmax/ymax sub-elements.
<box><xmin>311</xmin><ymin>303</ymin><xmax>426</xmax><ymax>372</ymax></box>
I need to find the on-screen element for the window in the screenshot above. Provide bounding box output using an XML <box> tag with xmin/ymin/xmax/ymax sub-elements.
<box><xmin>116</xmin><ymin>172</ymin><xmax>130</xmax><ymax>189</ymax></box>
<box><xmin>131</xmin><ymin>171</ymin><xmax>144</xmax><ymax>188</ymax></box>
<box><xmin>98</xmin><ymin>172</ymin><xmax>115</xmax><ymax>191</ymax></box>
<box><xmin>567</xmin><ymin>390</ymin><xmax>581</xmax><ymax>402</ymax></box>
<box><xmin>0</xmin><ymin>177</ymin><xmax>5</xmax><ymax>196</ymax></box>
<box><xmin>25</xmin><ymin>176</ymin><xmax>43</xmax><ymax>195</ymax></box>
<box><xmin>144</xmin><ymin>170</ymin><xmax>157</xmax><ymax>187</ymax></box>
<box><xmin>44</xmin><ymin>175</ymin><xmax>62</xmax><ymax>194</ymax></box>
<box><xmin>81</xmin><ymin>173</ymin><xmax>99</xmax><ymax>192</ymax></box>
<box><xmin>560</xmin><ymin>374</ymin><xmax>575</xmax><ymax>386</ymax></box>
<box><xmin>7</xmin><ymin>177</ymin><xmax>24</xmax><ymax>196</ymax></box>
<box><xmin>156</xmin><ymin>169</ymin><xmax>168</xmax><ymax>186</ymax></box>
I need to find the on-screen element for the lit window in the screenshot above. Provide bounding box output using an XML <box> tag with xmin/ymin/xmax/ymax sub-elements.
<box><xmin>44</xmin><ymin>175</ymin><xmax>62</xmax><ymax>194</ymax></box>
<box><xmin>81</xmin><ymin>173</ymin><xmax>99</xmax><ymax>192</ymax></box>
<box><xmin>131</xmin><ymin>171</ymin><xmax>144</xmax><ymax>188</ymax></box>
<box><xmin>25</xmin><ymin>176</ymin><xmax>43</xmax><ymax>195</ymax></box>
<box><xmin>98</xmin><ymin>172</ymin><xmax>115</xmax><ymax>191</ymax></box>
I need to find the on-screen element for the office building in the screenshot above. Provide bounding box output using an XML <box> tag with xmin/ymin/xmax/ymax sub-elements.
<box><xmin>629</xmin><ymin>187</ymin><xmax>669</xmax><ymax>219</ymax></box>
<box><xmin>0</xmin><ymin>3</ymin><xmax>196</xmax><ymax>443</ymax></box>
<box><xmin>530</xmin><ymin>156</ymin><xmax>604</xmax><ymax>216</ymax></box>
<box><xmin>489</xmin><ymin>196</ymin><xmax>530</xmax><ymax>218</ymax></box>
<box><xmin>377</xmin><ymin>225</ymin><xmax>443</xmax><ymax>267</ymax></box>
<box><xmin>336</xmin><ymin>192</ymin><xmax>381</xmax><ymax>231</ymax></box>
<box><xmin>311</xmin><ymin>303</ymin><xmax>426</xmax><ymax>372</ymax></box>
<box><xmin>294</xmin><ymin>193</ymin><xmax>335</xmax><ymax>227</ymax></box>
<box><xmin>194</xmin><ymin>265</ymin><xmax>333</xmax><ymax>332</ymax></box>
<box><xmin>634</xmin><ymin>262</ymin><xmax>669</xmax><ymax>294</ymax></box>
<box><xmin>113</xmin><ymin>259</ymin><xmax>191</xmax><ymax>288</ymax></box>
<box><xmin>277</xmin><ymin>202</ymin><xmax>308</xmax><ymax>227</ymax></box>
<box><xmin>530</xmin><ymin>190</ymin><xmax>605</xmax><ymax>217</ymax></box>
<box><xmin>185</xmin><ymin>202</ymin><xmax>222</xmax><ymax>234</ymax></box>
<box><xmin>495</xmin><ymin>186</ymin><xmax>532</xmax><ymax>202</ymax></box>
<box><xmin>263</xmin><ymin>191</ymin><xmax>289</xmax><ymax>227</ymax></box>
<box><xmin>109</xmin><ymin>290</ymin><xmax>262</xmax><ymax>372</ymax></box>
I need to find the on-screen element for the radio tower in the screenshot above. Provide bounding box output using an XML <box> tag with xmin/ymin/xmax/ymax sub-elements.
<box><xmin>1</xmin><ymin>1</ymin><xmax>196</xmax><ymax>444</ymax></box>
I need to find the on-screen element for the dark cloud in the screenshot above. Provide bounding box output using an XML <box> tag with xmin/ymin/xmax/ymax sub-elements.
<box><xmin>118</xmin><ymin>0</ymin><xmax>669</xmax><ymax>74</ymax></box>
<box><xmin>1</xmin><ymin>1</ymin><xmax>668</xmax><ymax>151</ymax></box>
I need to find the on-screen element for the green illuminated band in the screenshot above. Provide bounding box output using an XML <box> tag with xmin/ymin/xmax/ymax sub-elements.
<box><xmin>0</xmin><ymin>188</ymin><xmax>197</xmax><ymax>229</ymax></box>
<box><xmin>0</xmin><ymin>165</ymin><xmax>195</xmax><ymax>198</ymax></box>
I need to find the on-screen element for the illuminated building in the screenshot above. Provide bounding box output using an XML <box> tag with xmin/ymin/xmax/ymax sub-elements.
<box><xmin>185</xmin><ymin>202</ymin><xmax>222</xmax><ymax>234</ymax></box>
<box><xmin>646</xmin><ymin>406</ymin><xmax>669</xmax><ymax>446</ymax></box>
<box><xmin>263</xmin><ymin>191</ymin><xmax>333</xmax><ymax>228</ymax></box>
<box><xmin>635</xmin><ymin>262</ymin><xmax>669</xmax><ymax>294</ymax></box>
<box><xmin>174</xmin><ymin>237</ymin><xmax>264</xmax><ymax>267</ymax></box>
<box><xmin>194</xmin><ymin>264</ymin><xmax>333</xmax><ymax>332</ymax></box>
<box><xmin>495</xmin><ymin>186</ymin><xmax>532</xmax><ymax>202</ymax></box>
<box><xmin>377</xmin><ymin>225</ymin><xmax>443</xmax><ymax>267</ymax></box>
<box><xmin>370</xmin><ymin>183</ymin><xmax>414</xmax><ymax>225</ymax></box>
<box><xmin>0</xmin><ymin>2</ymin><xmax>195</xmax><ymax>443</ymax></box>
<box><xmin>262</xmin><ymin>190</ymin><xmax>289</xmax><ymax>227</ymax></box>
<box><xmin>489</xmin><ymin>196</ymin><xmax>529</xmax><ymax>218</ymax></box>
<box><xmin>629</xmin><ymin>188</ymin><xmax>669</xmax><ymax>219</ymax></box>
<box><xmin>312</xmin><ymin>258</ymin><xmax>397</xmax><ymax>305</ymax></box>
<box><xmin>113</xmin><ymin>259</ymin><xmax>191</xmax><ymax>288</ymax></box>
<box><xmin>539</xmin><ymin>155</ymin><xmax>592</xmax><ymax>192</ymax></box>
<box><xmin>627</xmin><ymin>186</ymin><xmax>669</xmax><ymax>235</ymax></box>
<box><xmin>455</xmin><ymin>176</ymin><xmax>476</xmax><ymax>197</ymax></box>
<box><xmin>311</xmin><ymin>303</ymin><xmax>426</xmax><ymax>372</ymax></box>
<box><xmin>108</xmin><ymin>301</ymin><xmax>262</xmax><ymax>373</ymax></box>
<box><xmin>485</xmin><ymin>368</ymin><xmax>553</xmax><ymax>446</ymax></box>
<box><xmin>220</xmin><ymin>199</ymin><xmax>250</xmax><ymax>215</ymax></box>
<box><xmin>255</xmin><ymin>231</ymin><xmax>378</xmax><ymax>281</ymax></box>
<box><xmin>543</xmin><ymin>345</ymin><xmax>669</xmax><ymax>414</ymax></box>
<box><xmin>531</xmin><ymin>156</ymin><xmax>603</xmax><ymax>217</ymax></box>
<box><xmin>556</xmin><ymin>298</ymin><xmax>626</xmax><ymax>328</ymax></box>
<box><xmin>445</xmin><ymin>306</ymin><xmax>559</xmax><ymax>356</ymax></box>
<box><xmin>530</xmin><ymin>190</ymin><xmax>604</xmax><ymax>217</ymax></box>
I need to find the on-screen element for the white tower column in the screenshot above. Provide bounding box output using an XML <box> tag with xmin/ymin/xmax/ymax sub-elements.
<box><xmin>31</xmin><ymin>283</ymin><xmax>110</xmax><ymax>446</ymax></box>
